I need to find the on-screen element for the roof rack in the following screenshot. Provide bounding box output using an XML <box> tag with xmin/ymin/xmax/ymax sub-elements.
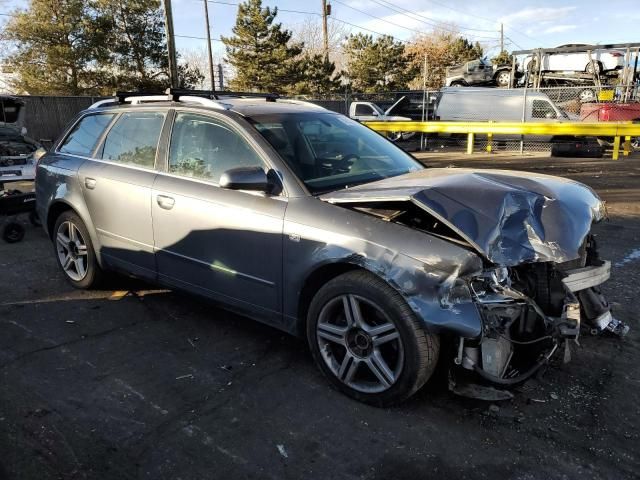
<box><xmin>216</xmin><ymin>91</ymin><xmax>280</xmax><ymax>102</ymax></box>
<box><xmin>87</xmin><ymin>89</ymin><xmax>327</xmax><ymax>111</ymax></box>
<box><xmin>276</xmin><ymin>99</ymin><xmax>326</xmax><ymax>110</ymax></box>
<box><xmin>88</xmin><ymin>89</ymin><xmax>230</xmax><ymax>111</ymax></box>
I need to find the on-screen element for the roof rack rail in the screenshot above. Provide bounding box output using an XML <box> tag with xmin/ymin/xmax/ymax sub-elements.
<box><xmin>216</xmin><ymin>91</ymin><xmax>280</xmax><ymax>102</ymax></box>
<box><xmin>88</xmin><ymin>89</ymin><xmax>230</xmax><ymax>111</ymax></box>
<box><xmin>165</xmin><ymin>88</ymin><xmax>219</xmax><ymax>101</ymax></box>
<box><xmin>277</xmin><ymin>99</ymin><xmax>326</xmax><ymax>110</ymax></box>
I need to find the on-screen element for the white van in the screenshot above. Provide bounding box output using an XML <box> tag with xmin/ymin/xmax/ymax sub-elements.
<box><xmin>435</xmin><ymin>87</ymin><xmax>567</xmax><ymax>123</ymax></box>
<box><xmin>434</xmin><ymin>87</ymin><xmax>568</xmax><ymax>142</ymax></box>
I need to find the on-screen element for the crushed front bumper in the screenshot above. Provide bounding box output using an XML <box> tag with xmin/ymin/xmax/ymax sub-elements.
<box><xmin>562</xmin><ymin>260</ymin><xmax>610</xmax><ymax>292</ymax></box>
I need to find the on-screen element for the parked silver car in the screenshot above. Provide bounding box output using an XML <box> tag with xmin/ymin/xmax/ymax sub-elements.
<box><xmin>35</xmin><ymin>92</ymin><xmax>626</xmax><ymax>406</ymax></box>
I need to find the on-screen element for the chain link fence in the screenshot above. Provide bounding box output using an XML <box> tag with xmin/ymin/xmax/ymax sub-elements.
<box><xmin>305</xmin><ymin>84</ymin><xmax>640</xmax><ymax>155</ymax></box>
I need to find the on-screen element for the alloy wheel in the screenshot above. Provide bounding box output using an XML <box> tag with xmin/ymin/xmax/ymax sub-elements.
<box><xmin>579</xmin><ymin>89</ymin><xmax>596</xmax><ymax>103</ymax></box>
<box><xmin>316</xmin><ymin>294</ymin><xmax>404</xmax><ymax>393</ymax></box>
<box><xmin>56</xmin><ymin>220</ymin><xmax>89</xmax><ymax>281</ymax></box>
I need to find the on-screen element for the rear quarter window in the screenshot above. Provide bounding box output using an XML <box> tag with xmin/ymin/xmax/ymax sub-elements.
<box><xmin>59</xmin><ymin>113</ymin><xmax>115</xmax><ymax>156</ymax></box>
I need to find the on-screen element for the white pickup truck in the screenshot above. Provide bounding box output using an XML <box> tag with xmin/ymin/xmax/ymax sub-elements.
<box><xmin>348</xmin><ymin>97</ymin><xmax>413</xmax><ymax>141</ymax></box>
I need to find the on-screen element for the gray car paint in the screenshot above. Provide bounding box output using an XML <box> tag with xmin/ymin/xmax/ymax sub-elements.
<box><xmin>35</xmin><ymin>100</ymin><xmax>604</xmax><ymax>342</ymax></box>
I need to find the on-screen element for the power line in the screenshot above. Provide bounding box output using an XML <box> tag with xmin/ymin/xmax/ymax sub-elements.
<box><xmin>364</xmin><ymin>0</ymin><xmax>535</xmax><ymax>44</ymax></box>
<box><xmin>330</xmin><ymin>0</ymin><xmax>431</xmax><ymax>37</ymax></box>
<box><xmin>364</xmin><ymin>0</ymin><xmax>499</xmax><ymax>34</ymax></box>
<box><xmin>332</xmin><ymin>0</ymin><xmax>500</xmax><ymax>40</ymax></box>
<box><xmin>505</xmin><ymin>36</ymin><xmax>524</xmax><ymax>51</ymax></box>
<box><xmin>200</xmin><ymin>0</ymin><xmax>408</xmax><ymax>41</ymax></box>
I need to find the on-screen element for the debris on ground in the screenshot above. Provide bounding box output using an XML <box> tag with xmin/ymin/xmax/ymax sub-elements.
<box><xmin>276</xmin><ymin>444</ymin><xmax>288</xmax><ymax>459</ymax></box>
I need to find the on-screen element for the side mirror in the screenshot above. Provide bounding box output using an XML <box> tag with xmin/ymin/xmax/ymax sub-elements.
<box><xmin>545</xmin><ymin>111</ymin><xmax>556</xmax><ymax>119</ymax></box>
<box><xmin>371</xmin><ymin>110</ymin><xmax>379</xmax><ymax>116</ymax></box>
<box><xmin>219</xmin><ymin>166</ymin><xmax>270</xmax><ymax>192</ymax></box>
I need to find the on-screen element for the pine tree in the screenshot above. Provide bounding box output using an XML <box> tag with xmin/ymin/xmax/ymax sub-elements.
<box><xmin>94</xmin><ymin>0</ymin><xmax>167</xmax><ymax>91</ymax></box>
<box><xmin>222</xmin><ymin>0</ymin><xmax>303</xmax><ymax>93</ymax></box>
<box><xmin>291</xmin><ymin>54</ymin><xmax>342</xmax><ymax>96</ymax></box>
<box><xmin>344</xmin><ymin>34</ymin><xmax>416</xmax><ymax>93</ymax></box>
<box><xmin>2</xmin><ymin>0</ymin><xmax>109</xmax><ymax>94</ymax></box>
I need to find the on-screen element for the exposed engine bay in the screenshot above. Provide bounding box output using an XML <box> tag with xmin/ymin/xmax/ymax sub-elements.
<box><xmin>343</xmin><ymin>199</ymin><xmax>629</xmax><ymax>395</ymax></box>
<box><xmin>462</xmin><ymin>235</ymin><xmax>627</xmax><ymax>388</ymax></box>
<box><xmin>0</xmin><ymin>97</ymin><xmax>39</xmax><ymax>181</ymax></box>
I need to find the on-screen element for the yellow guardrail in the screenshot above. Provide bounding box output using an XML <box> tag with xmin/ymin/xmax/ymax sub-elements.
<box><xmin>364</xmin><ymin>121</ymin><xmax>640</xmax><ymax>160</ymax></box>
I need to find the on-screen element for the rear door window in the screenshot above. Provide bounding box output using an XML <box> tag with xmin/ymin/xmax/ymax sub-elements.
<box><xmin>100</xmin><ymin>111</ymin><xmax>165</xmax><ymax>168</ymax></box>
<box><xmin>59</xmin><ymin>113</ymin><xmax>115</xmax><ymax>156</ymax></box>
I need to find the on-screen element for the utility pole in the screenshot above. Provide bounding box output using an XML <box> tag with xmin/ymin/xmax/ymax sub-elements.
<box><xmin>203</xmin><ymin>0</ymin><xmax>216</xmax><ymax>92</ymax></box>
<box><xmin>322</xmin><ymin>0</ymin><xmax>329</xmax><ymax>61</ymax></box>
<box><xmin>162</xmin><ymin>0</ymin><xmax>179</xmax><ymax>88</ymax></box>
<box><xmin>217</xmin><ymin>63</ymin><xmax>224</xmax><ymax>91</ymax></box>
<box><xmin>500</xmin><ymin>23</ymin><xmax>504</xmax><ymax>52</ymax></box>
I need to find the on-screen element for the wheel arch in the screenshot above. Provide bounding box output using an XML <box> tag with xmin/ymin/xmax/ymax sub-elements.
<box><xmin>46</xmin><ymin>200</ymin><xmax>105</xmax><ymax>268</ymax></box>
<box><xmin>296</xmin><ymin>261</ymin><xmax>364</xmax><ymax>335</ymax></box>
<box><xmin>46</xmin><ymin>200</ymin><xmax>74</xmax><ymax>239</ymax></box>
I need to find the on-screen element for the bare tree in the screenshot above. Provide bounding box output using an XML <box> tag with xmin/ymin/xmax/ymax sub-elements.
<box><xmin>292</xmin><ymin>16</ymin><xmax>350</xmax><ymax>73</ymax></box>
<box><xmin>180</xmin><ymin>47</ymin><xmax>223</xmax><ymax>90</ymax></box>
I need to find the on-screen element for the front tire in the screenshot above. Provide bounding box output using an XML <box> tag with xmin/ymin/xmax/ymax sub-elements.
<box><xmin>53</xmin><ymin>211</ymin><xmax>103</xmax><ymax>289</ymax></box>
<box><xmin>306</xmin><ymin>270</ymin><xmax>439</xmax><ymax>406</ymax></box>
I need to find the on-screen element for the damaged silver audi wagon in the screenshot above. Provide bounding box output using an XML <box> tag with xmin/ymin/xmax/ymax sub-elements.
<box><xmin>35</xmin><ymin>91</ymin><xmax>628</xmax><ymax>406</ymax></box>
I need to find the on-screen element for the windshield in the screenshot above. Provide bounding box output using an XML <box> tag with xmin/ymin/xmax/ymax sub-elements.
<box><xmin>248</xmin><ymin>112</ymin><xmax>422</xmax><ymax>194</ymax></box>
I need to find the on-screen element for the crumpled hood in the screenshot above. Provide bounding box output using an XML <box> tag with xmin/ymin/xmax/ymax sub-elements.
<box><xmin>321</xmin><ymin>168</ymin><xmax>605</xmax><ymax>266</ymax></box>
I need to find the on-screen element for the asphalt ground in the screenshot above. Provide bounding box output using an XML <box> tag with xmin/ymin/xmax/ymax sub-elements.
<box><xmin>1</xmin><ymin>153</ymin><xmax>639</xmax><ymax>480</ymax></box>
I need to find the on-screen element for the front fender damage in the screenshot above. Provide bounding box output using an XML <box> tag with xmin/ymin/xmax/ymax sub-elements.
<box><xmin>323</xmin><ymin>195</ymin><xmax>628</xmax><ymax>398</ymax></box>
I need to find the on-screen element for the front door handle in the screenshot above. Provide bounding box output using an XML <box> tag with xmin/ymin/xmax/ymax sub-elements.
<box><xmin>85</xmin><ymin>177</ymin><xmax>96</xmax><ymax>190</ymax></box>
<box><xmin>156</xmin><ymin>195</ymin><xmax>175</xmax><ymax>210</ymax></box>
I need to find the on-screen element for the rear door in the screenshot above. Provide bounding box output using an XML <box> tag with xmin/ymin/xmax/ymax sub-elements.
<box><xmin>78</xmin><ymin>109</ymin><xmax>168</xmax><ymax>278</ymax></box>
<box><xmin>151</xmin><ymin>111</ymin><xmax>286</xmax><ymax>319</ymax></box>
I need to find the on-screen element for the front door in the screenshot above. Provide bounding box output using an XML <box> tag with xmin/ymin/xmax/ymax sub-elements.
<box><xmin>78</xmin><ymin>110</ymin><xmax>167</xmax><ymax>277</ymax></box>
<box><xmin>151</xmin><ymin>111</ymin><xmax>286</xmax><ymax>319</ymax></box>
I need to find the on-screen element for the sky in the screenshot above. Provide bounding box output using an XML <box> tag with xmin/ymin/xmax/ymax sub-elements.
<box><xmin>2</xmin><ymin>0</ymin><xmax>640</xmax><ymax>60</ymax></box>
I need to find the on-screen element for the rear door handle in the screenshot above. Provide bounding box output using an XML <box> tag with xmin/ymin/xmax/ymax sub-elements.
<box><xmin>85</xmin><ymin>177</ymin><xmax>96</xmax><ymax>190</ymax></box>
<box><xmin>156</xmin><ymin>194</ymin><xmax>175</xmax><ymax>210</ymax></box>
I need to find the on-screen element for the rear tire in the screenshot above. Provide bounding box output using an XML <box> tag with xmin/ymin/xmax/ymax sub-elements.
<box><xmin>53</xmin><ymin>211</ymin><xmax>103</xmax><ymax>289</ymax></box>
<box><xmin>586</xmin><ymin>61</ymin><xmax>602</xmax><ymax>74</ymax></box>
<box><xmin>306</xmin><ymin>270</ymin><xmax>439</xmax><ymax>406</ymax></box>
